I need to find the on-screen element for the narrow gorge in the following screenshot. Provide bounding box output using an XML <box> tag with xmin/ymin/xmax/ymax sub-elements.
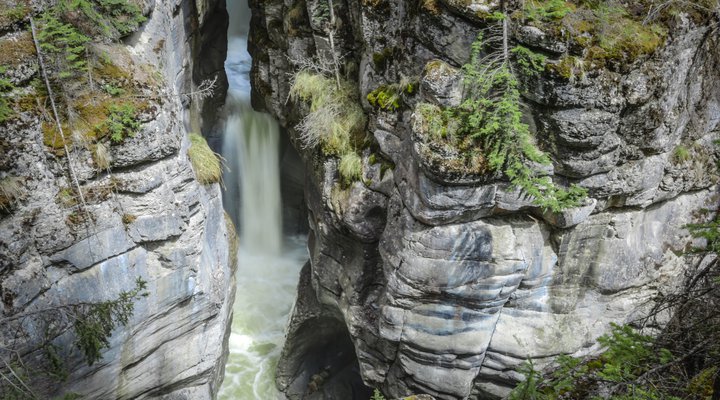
<box><xmin>0</xmin><ymin>0</ymin><xmax>719</xmax><ymax>399</ymax></box>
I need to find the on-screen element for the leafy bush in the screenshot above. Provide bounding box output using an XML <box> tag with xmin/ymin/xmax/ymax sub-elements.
<box><xmin>188</xmin><ymin>133</ymin><xmax>222</xmax><ymax>184</ymax></box>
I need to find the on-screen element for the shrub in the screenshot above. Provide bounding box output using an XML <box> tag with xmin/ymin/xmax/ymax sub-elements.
<box><xmin>510</xmin><ymin>46</ymin><xmax>547</xmax><ymax>76</ymax></box>
<box><xmin>56</xmin><ymin>0</ymin><xmax>146</xmax><ymax>39</ymax></box>
<box><xmin>188</xmin><ymin>133</ymin><xmax>222</xmax><ymax>184</ymax></box>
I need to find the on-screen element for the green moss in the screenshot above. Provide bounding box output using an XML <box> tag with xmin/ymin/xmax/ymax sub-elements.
<box><xmin>188</xmin><ymin>133</ymin><xmax>222</xmax><ymax>184</ymax></box>
<box><xmin>0</xmin><ymin>68</ymin><xmax>14</xmax><ymax>123</ymax></box>
<box><xmin>510</xmin><ymin>46</ymin><xmax>547</xmax><ymax>76</ymax></box>
<box><xmin>372</xmin><ymin>47</ymin><xmax>394</xmax><ymax>71</ymax></box>
<box><xmin>523</xmin><ymin>0</ymin><xmax>574</xmax><ymax>22</ymax></box>
<box><xmin>520</xmin><ymin>1</ymin><xmax>666</xmax><ymax>70</ymax></box>
<box><xmin>547</xmin><ymin>55</ymin><xmax>585</xmax><ymax>81</ymax></box>
<box><xmin>0</xmin><ymin>2</ymin><xmax>29</xmax><ymax>27</ymax></box>
<box><xmin>0</xmin><ymin>31</ymin><xmax>36</xmax><ymax>69</ymax></box>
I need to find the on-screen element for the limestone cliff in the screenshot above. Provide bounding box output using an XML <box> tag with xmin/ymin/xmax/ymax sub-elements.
<box><xmin>0</xmin><ymin>0</ymin><xmax>234</xmax><ymax>398</ymax></box>
<box><xmin>248</xmin><ymin>0</ymin><xmax>720</xmax><ymax>399</ymax></box>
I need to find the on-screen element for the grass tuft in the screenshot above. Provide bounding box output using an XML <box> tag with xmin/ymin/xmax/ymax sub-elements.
<box><xmin>339</xmin><ymin>151</ymin><xmax>363</xmax><ymax>183</ymax></box>
<box><xmin>188</xmin><ymin>133</ymin><xmax>222</xmax><ymax>185</ymax></box>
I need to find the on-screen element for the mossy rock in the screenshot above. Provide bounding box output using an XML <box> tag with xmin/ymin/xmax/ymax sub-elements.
<box><xmin>0</xmin><ymin>31</ymin><xmax>36</xmax><ymax>69</ymax></box>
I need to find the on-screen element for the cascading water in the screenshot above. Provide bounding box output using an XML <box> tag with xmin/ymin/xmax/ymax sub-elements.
<box><xmin>219</xmin><ymin>1</ymin><xmax>307</xmax><ymax>398</ymax></box>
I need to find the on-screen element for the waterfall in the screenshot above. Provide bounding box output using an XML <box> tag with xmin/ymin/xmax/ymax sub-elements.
<box><xmin>223</xmin><ymin>104</ymin><xmax>282</xmax><ymax>255</ymax></box>
<box><xmin>219</xmin><ymin>1</ymin><xmax>306</xmax><ymax>399</ymax></box>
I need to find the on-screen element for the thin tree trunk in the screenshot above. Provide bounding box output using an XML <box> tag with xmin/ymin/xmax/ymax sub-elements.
<box><xmin>326</xmin><ymin>0</ymin><xmax>342</xmax><ymax>89</ymax></box>
<box><xmin>30</xmin><ymin>17</ymin><xmax>88</xmax><ymax>210</ymax></box>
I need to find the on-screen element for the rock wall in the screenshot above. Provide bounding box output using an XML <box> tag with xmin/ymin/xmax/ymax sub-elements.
<box><xmin>249</xmin><ymin>0</ymin><xmax>720</xmax><ymax>399</ymax></box>
<box><xmin>0</xmin><ymin>0</ymin><xmax>234</xmax><ymax>398</ymax></box>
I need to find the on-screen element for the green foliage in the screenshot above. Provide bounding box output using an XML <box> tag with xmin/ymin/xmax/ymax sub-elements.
<box><xmin>97</xmin><ymin>103</ymin><xmax>140</xmax><ymax>142</ymax></box>
<box><xmin>672</xmin><ymin>145</ymin><xmax>691</xmax><ymax>164</ymax></box>
<box><xmin>102</xmin><ymin>83</ymin><xmax>125</xmax><ymax>96</ymax></box>
<box><xmin>75</xmin><ymin>277</ymin><xmax>148</xmax><ymax>365</ymax></box>
<box><xmin>0</xmin><ymin>67</ymin><xmax>15</xmax><ymax>123</ymax></box>
<box><xmin>523</xmin><ymin>0</ymin><xmax>574</xmax><ymax>22</ymax></box>
<box><xmin>371</xmin><ymin>388</ymin><xmax>386</xmax><ymax>400</ymax></box>
<box><xmin>686</xmin><ymin>218</ymin><xmax>720</xmax><ymax>255</ymax></box>
<box><xmin>419</xmin><ymin>34</ymin><xmax>586</xmax><ymax>212</ymax></box>
<box><xmin>0</xmin><ymin>3</ymin><xmax>29</xmax><ymax>26</ymax></box>
<box><xmin>38</xmin><ymin>13</ymin><xmax>91</xmax><ymax>79</ymax></box>
<box><xmin>188</xmin><ymin>132</ymin><xmax>223</xmax><ymax>184</ymax></box>
<box><xmin>511</xmin><ymin>46</ymin><xmax>547</xmax><ymax>76</ymax></box>
<box><xmin>339</xmin><ymin>151</ymin><xmax>363</xmax><ymax>183</ymax></box>
<box><xmin>509</xmin><ymin>324</ymin><xmax>676</xmax><ymax>400</ymax></box>
<box><xmin>520</xmin><ymin>1</ymin><xmax>666</xmax><ymax>68</ymax></box>
<box><xmin>367</xmin><ymin>80</ymin><xmax>415</xmax><ymax>111</ymax></box>
<box><xmin>57</xmin><ymin>0</ymin><xmax>146</xmax><ymax>39</ymax></box>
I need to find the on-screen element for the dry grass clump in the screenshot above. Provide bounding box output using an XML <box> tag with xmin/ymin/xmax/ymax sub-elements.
<box><xmin>188</xmin><ymin>133</ymin><xmax>222</xmax><ymax>185</ymax></box>
<box><xmin>92</xmin><ymin>142</ymin><xmax>111</xmax><ymax>170</ymax></box>
<box><xmin>290</xmin><ymin>70</ymin><xmax>367</xmax><ymax>183</ymax></box>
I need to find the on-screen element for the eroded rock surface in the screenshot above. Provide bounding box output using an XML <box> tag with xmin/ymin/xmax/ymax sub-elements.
<box><xmin>0</xmin><ymin>0</ymin><xmax>234</xmax><ymax>398</ymax></box>
<box><xmin>249</xmin><ymin>0</ymin><xmax>719</xmax><ymax>399</ymax></box>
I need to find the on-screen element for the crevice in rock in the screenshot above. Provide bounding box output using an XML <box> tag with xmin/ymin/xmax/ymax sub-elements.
<box><xmin>280</xmin><ymin>315</ymin><xmax>373</xmax><ymax>400</ymax></box>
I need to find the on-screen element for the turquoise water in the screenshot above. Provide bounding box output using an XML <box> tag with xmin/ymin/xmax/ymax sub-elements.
<box><xmin>218</xmin><ymin>237</ymin><xmax>306</xmax><ymax>400</ymax></box>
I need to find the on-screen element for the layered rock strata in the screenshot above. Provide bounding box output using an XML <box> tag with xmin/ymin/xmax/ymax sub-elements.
<box><xmin>0</xmin><ymin>0</ymin><xmax>234</xmax><ymax>398</ymax></box>
<box><xmin>251</xmin><ymin>0</ymin><xmax>720</xmax><ymax>399</ymax></box>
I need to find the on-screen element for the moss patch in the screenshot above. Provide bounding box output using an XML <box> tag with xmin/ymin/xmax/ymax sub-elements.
<box><xmin>0</xmin><ymin>31</ymin><xmax>36</xmax><ymax>68</ymax></box>
<box><xmin>0</xmin><ymin>1</ymin><xmax>29</xmax><ymax>28</ymax></box>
